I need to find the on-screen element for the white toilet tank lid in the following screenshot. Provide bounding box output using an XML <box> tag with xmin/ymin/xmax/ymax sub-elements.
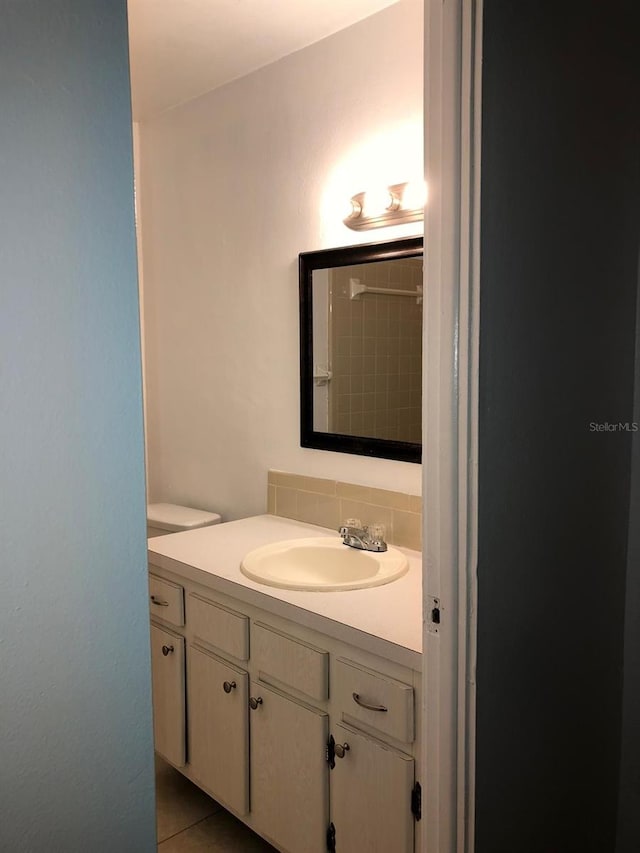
<box><xmin>147</xmin><ymin>503</ymin><xmax>222</xmax><ymax>532</ymax></box>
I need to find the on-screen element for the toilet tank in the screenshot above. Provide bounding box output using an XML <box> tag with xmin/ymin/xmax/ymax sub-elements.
<box><xmin>147</xmin><ymin>503</ymin><xmax>222</xmax><ymax>538</ymax></box>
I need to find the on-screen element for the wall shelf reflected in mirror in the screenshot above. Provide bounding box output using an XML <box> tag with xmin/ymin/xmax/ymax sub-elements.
<box><xmin>299</xmin><ymin>237</ymin><xmax>423</xmax><ymax>463</ymax></box>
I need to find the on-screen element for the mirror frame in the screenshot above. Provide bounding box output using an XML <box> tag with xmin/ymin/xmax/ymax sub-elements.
<box><xmin>299</xmin><ymin>236</ymin><xmax>423</xmax><ymax>463</ymax></box>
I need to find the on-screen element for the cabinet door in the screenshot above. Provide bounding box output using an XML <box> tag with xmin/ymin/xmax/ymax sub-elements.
<box><xmin>150</xmin><ymin>624</ymin><xmax>186</xmax><ymax>767</ymax></box>
<box><xmin>188</xmin><ymin>645</ymin><xmax>249</xmax><ymax>815</ymax></box>
<box><xmin>330</xmin><ymin>723</ymin><xmax>414</xmax><ymax>853</ymax></box>
<box><xmin>249</xmin><ymin>681</ymin><xmax>328</xmax><ymax>853</ymax></box>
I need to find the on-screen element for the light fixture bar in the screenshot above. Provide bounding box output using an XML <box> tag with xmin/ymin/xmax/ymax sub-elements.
<box><xmin>344</xmin><ymin>181</ymin><xmax>425</xmax><ymax>231</ymax></box>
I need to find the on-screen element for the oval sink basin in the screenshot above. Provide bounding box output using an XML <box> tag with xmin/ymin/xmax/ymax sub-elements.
<box><xmin>240</xmin><ymin>537</ymin><xmax>409</xmax><ymax>591</ymax></box>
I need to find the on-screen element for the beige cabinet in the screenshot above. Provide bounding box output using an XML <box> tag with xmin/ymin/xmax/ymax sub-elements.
<box><xmin>188</xmin><ymin>645</ymin><xmax>250</xmax><ymax>814</ymax></box>
<box><xmin>249</xmin><ymin>681</ymin><xmax>329</xmax><ymax>853</ymax></box>
<box><xmin>329</xmin><ymin>723</ymin><xmax>415</xmax><ymax>853</ymax></box>
<box><xmin>148</xmin><ymin>567</ymin><xmax>421</xmax><ymax>853</ymax></box>
<box><xmin>150</xmin><ymin>624</ymin><xmax>186</xmax><ymax>768</ymax></box>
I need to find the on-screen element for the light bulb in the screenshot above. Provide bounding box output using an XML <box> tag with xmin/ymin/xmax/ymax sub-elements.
<box><xmin>402</xmin><ymin>180</ymin><xmax>428</xmax><ymax>210</ymax></box>
<box><xmin>363</xmin><ymin>186</ymin><xmax>394</xmax><ymax>217</ymax></box>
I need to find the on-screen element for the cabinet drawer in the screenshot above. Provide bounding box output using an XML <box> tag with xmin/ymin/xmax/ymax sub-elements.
<box><xmin>149</xmin><ymin>575</ymin><xmax>184</xmax><ymax>627</ymax></box>
<box><xmin>252</xmin><ymin>622</ymin><xmax>328</xmax><ymax>702</ymax></box>
<box><xmin>188</xmin><ymin>593</ymin><xmax>249</xmax><ymax>661</ymax></box>
<box><xmin>333</xmin><ymin>658</ymin><xmax>414</xmax><ymax>743</ymax></box>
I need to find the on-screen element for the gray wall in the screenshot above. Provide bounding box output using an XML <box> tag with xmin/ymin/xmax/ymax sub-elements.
<box><xmin>617</xmin><ymin>272</ymin><xmax>640</xmax><ymax>851</ymax></box>
<box><xmin>476</xmin><ymin>2</ymin><xmax>639</xmax><ymax>851</ymax></box>
<box><xmin>0</xmin><ymin>2</ymin><xmax>156</xmax><ymax>850</ymax></box>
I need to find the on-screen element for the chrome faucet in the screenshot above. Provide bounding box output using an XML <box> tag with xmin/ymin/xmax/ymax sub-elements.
<box><xmin>339</xmin><ymin>524</ymin><xmax>387</xmax><ymax>553</ymax></box>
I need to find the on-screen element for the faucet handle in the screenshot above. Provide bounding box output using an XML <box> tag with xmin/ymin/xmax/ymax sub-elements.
<box><xmin>368</xmin><ymin>522</ymin><xmax>386</xmax><ymax>542</ymax></box>
<box><xmin>339</xmin><ymin>519</ymin><xmax>361</xmax><ymax>537</ymax></box>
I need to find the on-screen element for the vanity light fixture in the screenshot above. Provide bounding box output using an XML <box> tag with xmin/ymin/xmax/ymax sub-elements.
<box><xmin>344</xmin><ymin>181</ymin><xmax>426</xmax><ymax>231</ymax></box>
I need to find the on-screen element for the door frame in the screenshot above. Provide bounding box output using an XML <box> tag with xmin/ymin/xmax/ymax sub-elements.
<box><xmin>421</xmin><ymin>1</ymin><xmax>482</xmax><ymax>851</ymax></box>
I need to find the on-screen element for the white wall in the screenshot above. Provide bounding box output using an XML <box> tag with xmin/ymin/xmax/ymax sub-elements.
<box><xmin>0</xmin><ymin>2</ymin><xmax>155</xmax><ymax>849</ymax></box>
<box><xmin>139</xmin><ymin>0</ymin><xmax>423</xmax><ymax>521</ymax></box>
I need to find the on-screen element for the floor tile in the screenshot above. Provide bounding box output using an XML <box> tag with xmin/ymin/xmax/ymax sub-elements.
<box><xmin>155</xmin><ymin>756</ymin><xmax>221</xmax><ymax>843</ymax></box>
<box><xmin>157</xmin><ymin>810</ymin><xmax>277</xmax><ymax>852</ymax></box>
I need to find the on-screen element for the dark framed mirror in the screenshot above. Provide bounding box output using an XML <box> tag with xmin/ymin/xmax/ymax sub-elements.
<box><xmin>299</xmin><ymin>236</ymin><xmax>423</xmax><ymax>463</ymax></box>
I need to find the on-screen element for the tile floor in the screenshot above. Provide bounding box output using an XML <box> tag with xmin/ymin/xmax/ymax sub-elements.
<box><xmin>155</xmin><ymin>757</ymin><xmax>276</xmax><ymax>852</ymax></box>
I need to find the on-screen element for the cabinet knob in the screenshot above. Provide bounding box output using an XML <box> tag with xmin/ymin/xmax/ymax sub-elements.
<box><xmin>335</xmin><ymin>742</ymin><xmax>350</xmax><ymax>759</ymax></box>
<box><xmin>161</xmin><ymin>644</ymin><xmax>174</xmax><ymax>656</ymax></box>
<box><xmin>249</xmin><ymin>696</ymin><xmax>263</xmax><ymax>710</ymax></box>
<box><xmin>223</xmin><ymin>680</ymin><xmax>237</xmax><ymax>694</ymax></box>
<box><xmin>150</xmin><ymin>595</ymin><xmax>169</xmax><ymax>607</ymax></box>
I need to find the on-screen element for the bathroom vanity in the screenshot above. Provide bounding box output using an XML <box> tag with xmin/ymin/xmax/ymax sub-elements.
<box><xmin>148</xmin><ymin>515</ymin><xmax>423</xmax><ymax>853</ymax></box>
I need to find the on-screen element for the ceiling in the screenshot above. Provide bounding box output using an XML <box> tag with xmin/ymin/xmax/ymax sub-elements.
<box><xmin>127</xmin><ymin>0</ymin><xmax>401</xmax><ymax>121</ymax></box>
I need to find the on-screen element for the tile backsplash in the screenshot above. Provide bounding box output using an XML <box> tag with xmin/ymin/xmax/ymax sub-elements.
<box><xmin>267</xmin><ymin>470</ymin><xmax>422</xmax><ymax>551</ymax></box>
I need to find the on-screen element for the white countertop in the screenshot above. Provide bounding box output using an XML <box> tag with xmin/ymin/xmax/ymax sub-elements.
<box><xmin>147</xmin><ymin>514</ymin><xmax>422</xmax><ymax>669</ymax></box>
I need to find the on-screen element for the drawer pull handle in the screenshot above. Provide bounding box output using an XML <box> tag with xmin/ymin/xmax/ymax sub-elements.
<box><xmin>335</xmin><ymin>742</ymin><xmax>350</xmax><ymax>759</ymax></box>
<box><xmin>150</xmin><ymin>595</ymin><xmax>169</xmax><ymax>607</ymax></box>
<box><xmin>223</xmin><ymin>681</ymin><xmax>237</xmax><ymax>694</ymax></box>
<box><xmin>352</xmin><ymin>692</ymin><xmax>388</xmax><ymax>713</ymax></box>
<box><xmin>161</xmin><ymin>645</ymin><xmax>174</xmax><ymax>656</ymax></box>
<box><xmin>249</xmin><ymin>696</ymin><xmax>263</xmax><ymax>710</ymax></box>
